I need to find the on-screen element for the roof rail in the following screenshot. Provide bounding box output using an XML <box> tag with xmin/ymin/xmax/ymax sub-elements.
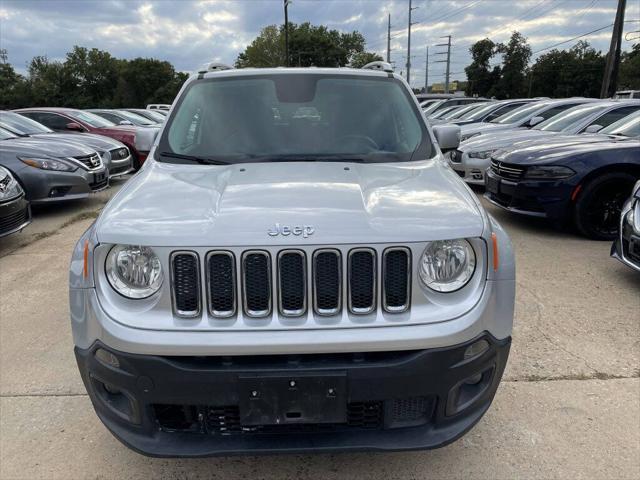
<box><xmin>361</xmin><ymin>61</ymin><xmax>394</xmax><ymax>73</ymax></box>
<box><xmin>197</xmin><ymin>62</ymin><xmax>233</xmax><ymax>74</ymax></box>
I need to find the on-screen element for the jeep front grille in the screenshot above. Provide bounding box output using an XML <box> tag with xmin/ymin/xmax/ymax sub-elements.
<box><xmin>170</xmin><ymin>246</ymin><xmax>412</xmax><ymax>319</ymax></box>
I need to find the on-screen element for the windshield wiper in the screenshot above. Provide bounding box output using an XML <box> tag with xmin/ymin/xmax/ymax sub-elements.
<box><xmin>159</xmin><ymin>152</ymin><xmax>230</xmax><ymax>165</ymax></box>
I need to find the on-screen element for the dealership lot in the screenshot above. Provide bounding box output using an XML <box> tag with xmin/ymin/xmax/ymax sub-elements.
<box><xmin>0</xmin><ymin>185</ymin><xmax>638</xmax><ymax>479</ymax></box>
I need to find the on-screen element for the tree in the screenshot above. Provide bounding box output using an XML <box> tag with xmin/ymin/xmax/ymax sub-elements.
<box><xmin>349</xmin><ymin>51</ymin><xmax>383</xmax><ymax>68</ymax></box>
<box><xmin>494</xmin><ymin>31</ymin><xmax>531</xmax><ymax>98</ymax></box>
<box><xmin>0</xmin><ymin>50</ymin><xmax>29</xmax><ymax>108</ymax></box>
<box><xmin>464</xmin><ymin>39</ymin><xmax>499</xmax><ymax>97</ymax></box>
<box><xmin>619</xmin><ymin>43</ymin><xmax>640</xmax><ymax>90</ymax></box>
<box><xmin>65</xmin><ymin>46</ymin><xmax>119</xmax><ymax>107</ymax></box>
<box><xmin>235</xmin><ymin>22</ymin><xmax>378</xmax><ymax>68</ymax></box>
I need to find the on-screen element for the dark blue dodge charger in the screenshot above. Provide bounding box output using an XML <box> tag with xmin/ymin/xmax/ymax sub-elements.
<box><xmin>485</xmin><ymin>113</ymin><xmax>640</xmax><ymax>240</ymax></box>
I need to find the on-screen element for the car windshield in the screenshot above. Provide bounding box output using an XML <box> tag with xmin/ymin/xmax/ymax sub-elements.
<box><xmin>0</xmin><ymin>127</ymin><xmax>18</xmax><ymax>140</ymax></box>
<box><xmin>0</xmin><ymin>111</ymin><xmax>54</xmax><ymax>134</ymax></box>
<box><xmin>490</xmin><ymin>102</ymin><xmax>549</xmax><ymax>124</ymax></box>
<box><xmin>599</xmin><ymin>112</ymin><xmax>640</xmax><ymax>138</ymax></box>
<box><xmin>446</xmin><ymin>103</ymin><xmax>488</xmax><ymax>120</ymax></box>
<box><xmin>137</xmin><ymin>110</ymin><xmax>164</xmax><ymax>122</ymax></box>
<box><xmin>534</xmin><ymin>104</ymin><xmax>607</xmax><ymax>132</ymax></box>
<box><xmin>464</xmin><ymin>102</ymin><xmax>505</xmax><ymax>121</ymax></box>
<box><xmin>422</xmin><ymin>100</ymin><xmax>446</xmax><ymax>115</ymax></box>
<box><xmin>159</xmin><ymin>73</ymin><xmax>432</xmax><ymax>164</ymax></box>
<box><xmin>429</xmin><ymin>106</ymin><xmax>459</xmax><ymax>119</ymax></box>
<box><xmin>116</xmin><ymin>110</ymin><xmax>156</xmax><ymax>126</ymax></box>
<box><xmin>68</xmin><ymin>111</ymin><xmax>115</xmax><ymax>128</ymax></box>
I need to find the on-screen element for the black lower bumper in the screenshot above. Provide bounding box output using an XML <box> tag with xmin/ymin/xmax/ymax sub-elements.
<box><xmin>0</xmin><ymin>194</ymin><xmax>31</xmax><ymax>238</ymax></box>
<box><xmin>75</xmin><ymin>334</ymin><xmax>511</xmax><ymax>457</ymax></box>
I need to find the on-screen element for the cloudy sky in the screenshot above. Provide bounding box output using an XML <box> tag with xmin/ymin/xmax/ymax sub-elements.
<box><xmin>1</xmin><ymin>0</ymin><xmax>638</xmax><ymax>88</ymax></box>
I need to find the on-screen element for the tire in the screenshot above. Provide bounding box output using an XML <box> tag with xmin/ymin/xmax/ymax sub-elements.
<box><xmin>573</xmin><ymin>172</ymin><xmax>637</xmax><ymax>240</ymax></box>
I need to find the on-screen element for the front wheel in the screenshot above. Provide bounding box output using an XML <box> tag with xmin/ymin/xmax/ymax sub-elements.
<box><xmin>573</xmin><ymin>172</ymin><xmax>637</xmax><ymax>240</ymax></box>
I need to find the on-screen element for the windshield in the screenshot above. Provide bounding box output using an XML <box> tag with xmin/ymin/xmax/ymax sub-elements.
<box><xmin>0</xmin><ymin>127</ymin><xmax>18</xmax><ymax>140</ymax></box>
<box><xmin>68</xmin><ymin>111</ymin><xmax>115</xmax><ymax>128</ymax></box>
<box><xmin>446</xmin><ymin>103</ymin><xmax>488</xmax><ymax>120</ymax></box>
<box><xmin>0</xmin><ymin>111</ymin><xmax>54</xmax><ymax>135</ymax></box>
<box><xmin>159</xmin><ymin>74</ymin><xmax>432</xmax><ymax>164</ymax></box>
<box><xmin>429</xmin><ymin>106</ymin><xmax>459</xmax><ymax>119</ymax></box>
<box><xmin>464</xmin><ymin>102</ymin><xmax>505</xmax><ymax>121</ymax></box>
<box><xmin>534</xmin><ymin>104</ymin><xmax>606</xmax><ymax>132</ymax></box>
<box><xmin>599</xmin><ymin>112</ymin><xmax>640</xmax><ymax>137</ymax></box>
<box><xmin>490</xmin><ymin>102</ymin><xmax>549</xmax><ymax>124</ymax></box>
<box><xmin>136</xmin><ymin>110</ymin><xmax>164</xmax><ymax>122</ymax></box>
<box><xmin>422</xmin><ymin>100</ymin><xmax>445</xmax><ymax>115</ymax></box>
<box><xmin>116</xmin><ymin>110</ymin><xmax>156</xmax><ymax>126</ymax></box>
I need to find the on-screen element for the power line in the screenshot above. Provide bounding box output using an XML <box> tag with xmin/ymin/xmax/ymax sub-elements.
<box><xmin>532</xmin><ymin>23</ymin><xmax>614</xmax><ymax>54</ymax></box>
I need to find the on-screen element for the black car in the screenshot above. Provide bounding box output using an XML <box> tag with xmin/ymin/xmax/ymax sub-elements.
<box><xmin>484</xmin><ymin>112</ymin><xmax>640</xmax><ymax>240</ymax></box>
<box><xmin>0</xmin><ymin>165</ymin><xmax>31</xmax><ymax>238</ymax></box>
<box><xmin>611</xmin><ymin>180</ymin><xmax>640</xmax><ymax>271</ymax></box>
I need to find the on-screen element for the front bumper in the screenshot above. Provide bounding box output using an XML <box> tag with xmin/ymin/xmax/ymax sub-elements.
<box><xmin>107</xmin><ymin>154</ymin><xmax>134</xmax><ymax>178</ymax></box>
<box><xmin>0</xmin><ymin>193</ymin><xmax>31</xmax><ymax>238</ymax></box>
<box><xmin>484</xmin><ymin>169</ymin><xmax>574</xmax><ymax>221</ymax></box>
<box><xmin>75</xmin><ymin>334</ymin><xmax>510</xmax><ymax>457</ymax></box>
<box><xmin>611</xmin><ymin>211</ymin><xmax>640</xmax><ymax>272</ymax></box>
<box><xmin>448</xmin><ymin>150</ymin><xmax>488</xmax><ymax>185</ymax></box>
<box><xmin>19</xmin><ymin>166</ymin><xmax>108</xmax><ymax>204</ymax></box>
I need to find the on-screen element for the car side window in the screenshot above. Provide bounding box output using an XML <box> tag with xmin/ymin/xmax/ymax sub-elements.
<box><xmin>23</xmin><ymin>112</ymin><xmax>70</xmax><ymax>131</ymax></box>
<box><xmin>588</xmin><ymin>106</ymin><xmax>640</xmax><ymax>129</ymax></box>
<box><xmin>98</xmin><ymin>112</ymin><xmax>122</xmax><ymax>124</ymax></box>
<box><xmin>538</xmin><ymin>104</ymin><xmax>578</xmax><ymax>121</ymax></box>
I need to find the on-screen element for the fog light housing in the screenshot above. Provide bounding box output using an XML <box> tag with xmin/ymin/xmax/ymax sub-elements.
<box><xmin>95</xmin><ymin>348</ymin><xmax>120</xmax><ymax>369</ymax></box>
<box><xmin>464</xmin><ymin>339</ymin><xmax>489</xmax><ymax>361</ymax></box>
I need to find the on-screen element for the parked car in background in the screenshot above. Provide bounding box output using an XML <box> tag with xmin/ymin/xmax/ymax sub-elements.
<box><xmin>88</xmin><ymin>109</ymin><xmax>160</xmax><ymax>128</ymax></box>
<box><xmin>0</xmin><ymin>111</ymin><xmax>133</xmax><ymax>178</ymax></box>
<box><xmin>70</xmin><ymin>66</ymin><xmax>515</xmax><ymax>456</ymax></box>
<box><xmin>429</xmin><ymin>102</ymin><xmax>492</xmax><ymax>125</ymax></box>
<box><xmin>423</xmin><ymin>97</ymin><xmax>488</xmax><ymax>116</ymax></box>
<box><xmin>146</xmin><ymin>104</ymin><xmax>171</xmax><ymax>111</ymax></box>
<box><xmin>611</xmin><ymin>180</ymin><xmax>640</xmax><ymax>272</ymax></box>
<box><xmin>459</xmin><ymin>98</ymin><xmax>597</xmax><ymax>142</ymax></box>
<box><xmin>0</xmin><ymin>127</ymin><xmax>108</xmax><ymax>203</ymax></box>
<box><xmin>484</xmin><ymin>115</ymin><xmax>640</xmax><ymax>240</ymax></box>
<box><xmin>121</xmin><ymin>108</ymin><xmax>166</xmax><ymax>123</ymax></box>
<box><xmin>450</xmin><ymin>101</ymin><xmax>640</xmax><ymax>184</ymax></box>
<box><xmin>614</xmin><ymin>90</ymin><xmax>640</xmax><ymax>99</ymax></box>
<box><xmin>15</xmin><ymin>108</ymin><xmax>156</xmax><ymax>169</ymax></box>
<box><xmin>451</xmin><ymin>99</ymin><xmax>542</xmax><ymax>126</ymax></box>
<box><xmin>427</xmin><ymin>105</ymin><xmax>465</xmax><ymax>120</ymax></box>
<box><xmin>0</xmin><ymin>165</ymin><xmax>31</xmax><ymax>238</ymax></box>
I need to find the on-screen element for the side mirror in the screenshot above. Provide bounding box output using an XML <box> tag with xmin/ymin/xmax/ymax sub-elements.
<box><xmin>584</xmin><ymin>124</ymin><xmax>603</xmax><ymax>134</ymax></box>
<box><xmin>118</xmin><ymin>120</ymin><xmax>134</xmax><ymax>126</ymax></box>
<box><xmin>66</xmin><ymin>122</ymin><xmax>84</xmax><ymax>132</ymax></box>
<box><xmin>528</xmin><ymin>116</ymin><xmax>544</xmax><ymax>127</ymax></box>
<box><xmin>433</xmin><ymin>124</ymin><xmax>461</xmax><ymax>152</ymax></box>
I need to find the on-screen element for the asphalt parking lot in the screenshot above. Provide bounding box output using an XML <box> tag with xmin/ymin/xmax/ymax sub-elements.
<box><xmin>0</xmin><ymin>182</ymin><xmax>638</xmax><ymax>479</ymax></box>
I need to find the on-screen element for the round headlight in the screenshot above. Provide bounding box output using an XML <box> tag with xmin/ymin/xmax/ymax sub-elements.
<box><xmin>106</xmin><ymin>245</ymin><xmax>163</xmax><ymax>299</ymax></box>
<box><xmin>419</xmin><ymin>239</ymin><xmax>476</xmax><ymax>292</ymax></box>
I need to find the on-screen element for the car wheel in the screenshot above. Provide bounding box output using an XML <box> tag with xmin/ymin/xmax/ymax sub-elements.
<box><xmin>574</xmin><ymin>172</ymin><xmax>636</xmax><ymax>240</ymax></box>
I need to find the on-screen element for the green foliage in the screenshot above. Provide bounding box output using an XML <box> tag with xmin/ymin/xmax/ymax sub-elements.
<box><xmin>0</xmin><ymin>46</ymin><xmax>188</xmax><ymax>109</ymax></box>
<box><xmin>619</xmin><ymin>44</ymin><xmax>640</xmax><ymax>90</ymax></box>
<box><xmin>464</xmin><ymin>39</ymin><xmax>499</xmax><ymax>97</ymax></box>
<box><xmin>493</xmin><ymin>32</ymin><xmax>532</xmax><ymax>98</ymax></box>
<box><xmin>349</xmin><ymin>51</ymin><xmax>384</xmax><ymax>68</ymax></box>
<box><xmin>235</xmin><ymin>22</ymin><xmax>378</xmax><ymax>68</ymax></box>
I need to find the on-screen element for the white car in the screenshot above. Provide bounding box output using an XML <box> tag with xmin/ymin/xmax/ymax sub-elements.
<box><xmin>69</xmin><ymin>63</ymin><xmax>515</xmax><ymax>456</ymax></box>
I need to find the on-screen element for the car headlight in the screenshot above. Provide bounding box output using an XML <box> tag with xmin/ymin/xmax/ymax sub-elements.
<box><xmin>100</xmin><ymin>150</ymin><xmax>111</xmax><ymax>162</ymax></box>
<box><xmin>0</xmin><ymin>166</ymin><xmax>23</xmax><ymax>201</ymax></box>
<box><xmin>19</xmin><ymin>156</ymin><xmax>77</xmax><ymax>172</ymax></box>
<box><xmin>468</xmin><ymin>150</ymin><xmax>495</xmax><ymax>159</ymax></box>
<box><xmin>523</xmin><ymin>166</ymin><xmax>575</xmax><ymax>180</ymax></box>
<box><xmin>419</xmin><ymin>239</ymin><xmax>476</xmax><ymax>292</ymax></box>
<box><xmin>105</xmin><ymin>245</ymin><xmax>163</xmax><ymax>299</ymax></box>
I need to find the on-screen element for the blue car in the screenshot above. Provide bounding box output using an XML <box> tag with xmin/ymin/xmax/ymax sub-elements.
<box><xmin>484</xmin><ymin>113</ymin><xmax>640</xmax><ymax>240</ymax></box>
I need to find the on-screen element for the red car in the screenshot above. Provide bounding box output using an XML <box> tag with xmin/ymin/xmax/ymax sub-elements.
<box><xmin>15</xmin><ymin>108</ymin><xmax>157</xmax><ymax>168</ymax></box>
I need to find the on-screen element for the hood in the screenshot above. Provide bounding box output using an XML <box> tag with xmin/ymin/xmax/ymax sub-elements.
<box><xmin>97</xmin><ymin>159</ymin><xmax>485</xmax><ymax>247</ymax></box>
<box><xmin>459</xmin><ymin>128</ymin><xmax>558</xmax><ymax>153</ymax></box>
<box><xmin>499</xmin><ymin>137</ymin><xmax>640</xmax><ymax>165</ymax></box>
<box><xmin>0</xmin><ymin>136</ymin><xmax>97</xmax><ymax>158</ymax></box>
<box><xmin>32</xmin><ymin>132</ymin><xmax>124</xmax><ymax>151</ymax></box>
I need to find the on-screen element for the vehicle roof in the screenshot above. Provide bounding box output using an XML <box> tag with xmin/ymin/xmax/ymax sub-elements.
<box><xmin>14</xmin><ymin>107</ymin><xmax>82</xmax><ymax>113</ymax></box>
<box><xmin>194</xmin><ymin>67</ymin><xmax>399</xmax><ymax>81</ymax></box>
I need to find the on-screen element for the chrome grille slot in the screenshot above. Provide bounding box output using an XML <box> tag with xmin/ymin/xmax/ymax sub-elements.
<box><xmin>278</xmin><ymin>250</ymin><xmax>307</xmax><ymax>316</ymax></box>
<box><xmin>73</xmin><ymin>153</ymin><xmax>102</xmax><ymax>170</ymax></box>
<box><xmin>206</xmin><ymin>251</ymin><xmax>236</xmax><ymax>318</ymax></box>
<box><xmin>490</xmin><ymin>159</ymin><xmax>525</xmax><ymax>181</ymax></box>
<box><xmin>348</xmin><ymin>248</ymin><xmax>376</xmax><ymax>314</ymax></box>
<box><xmin>313</xmin><ymin>249</ymin><xmax>342</xmax><ymax>316</ymax></box>
<box><xmin>242</xmin><ymin>251</ymin><xmax>272</xmax><ymax>318</ymax></box>
<box><xmin>171</xmin><ymin>252</ymin><xmax>201</xmax><ymax>318</ymax></box>
<box><xmin>383</xmin><ymin>248</ymin><xmax>411</xmax><ymax>313</ymax></box>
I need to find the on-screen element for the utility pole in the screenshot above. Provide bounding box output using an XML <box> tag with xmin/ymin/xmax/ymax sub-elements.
<box><xmin>424</xmin><ymin>47</ymin><xmax>429</xmax><ymax>92</ymax></box>
<box><xmin>435</xmin><ymin>35</ymin><xmax>452</xmax><ymax>93</ymax></box>
<box><xmin>387</xmin><ymin>13</ymin><xmax>392</xmax><ymax>63</ymax></box>
<box><xmin>284</xmin><ymin>0</ymin><xmax>291</xmax><ymax>67</ymax></box>
<box><xmin>600</xmin><ymin>0</ymin><xmax>626</xmax><ymax>98</ymax></box>
<box><xmin>406</xmin><ymin>0</ymin><xmax>419</xmax><ymax>85</ymax></box>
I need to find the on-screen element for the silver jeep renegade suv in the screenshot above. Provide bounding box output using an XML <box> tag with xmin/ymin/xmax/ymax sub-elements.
<box><xmin>69</xmin><ymin>64</ymin><xmax>515</xmax><ymax>457</ymax></box>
